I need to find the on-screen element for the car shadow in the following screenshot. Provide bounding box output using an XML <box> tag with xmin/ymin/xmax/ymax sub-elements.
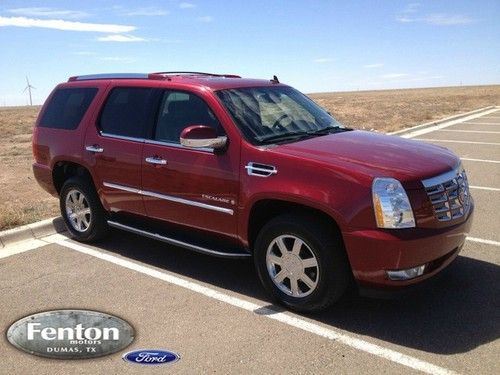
<box><xmin>92</xmin><ymin>229</ymin><xmax>500</xmax><ymax>355</ymax></box>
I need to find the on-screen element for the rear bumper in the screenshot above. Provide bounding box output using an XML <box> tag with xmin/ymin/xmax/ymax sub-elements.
<box><xmin>343</xmin><ymin>202</ymin><xmax>474</xmax><ymax>290</ymax></box>
<box><xmin>33</xmin><ymin>162</ymin><xmax>58</xmax><ymax>196</ymax></box>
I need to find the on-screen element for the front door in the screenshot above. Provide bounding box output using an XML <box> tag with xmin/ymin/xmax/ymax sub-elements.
<box><xmin>141</xmin><ymin>90</ymin><xmax>239</xmax><ymax>239</ymax></box>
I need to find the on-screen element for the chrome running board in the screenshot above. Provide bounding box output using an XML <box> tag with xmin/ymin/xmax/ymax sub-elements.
<box><xmin>107</xmin><ymin>220</ymin><xmax>251</xmax><ymax>259</ymax></box>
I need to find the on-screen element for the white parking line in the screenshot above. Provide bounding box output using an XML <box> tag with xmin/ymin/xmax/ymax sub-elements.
<box><xmin>416</xmin><ymin>139</ymin><xmax>500</xmax><ymax>146</ymax></box>
<box><xmin>469</xmin><ymin>185</ymin><xmax>500</xmax><ymax>192</ymax></box>
<box><xmin>462</xmin><ymin>122</ymin><xmax>500</xmax><ymax>125</ymax></box>
<box><xmin>438</xmin><ymin>129</ymin><xmax>500</xmax><ymax>134</ymax></box>
<box><xmin>462</xmin><ymin>158</ymin><xmax>500</xmax><ymax>164</ymax></box>
<box><xmin>52</xmin><ymin>238</ymin><xmax>457</xmax><ymax>375</ymax></box>
<box><xmin>400</xmin><ymin>107</ymin><xmax>500</xmax><ymax>139</ymax></box>
<box><xmin>467</xmin><ymin>237</ymin><xmax>500</xmax><ymax>247</ymax></box>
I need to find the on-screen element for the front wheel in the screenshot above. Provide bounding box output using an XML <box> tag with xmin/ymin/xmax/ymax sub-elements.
<box><xmin>254</xmin><ymin>214</ymin><xmax>350</xmax><ymax>312</ymax></box>
<box><xmin>60</xmin><ymin>177</ymin><xmax>108</xmax><ymax>242</ymax></box>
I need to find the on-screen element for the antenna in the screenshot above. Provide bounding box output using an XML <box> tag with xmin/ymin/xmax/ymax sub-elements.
<box><xmin>23</xmin><ymin>76</ymin><xmax>35</xmax><ymax>106</ymax></box>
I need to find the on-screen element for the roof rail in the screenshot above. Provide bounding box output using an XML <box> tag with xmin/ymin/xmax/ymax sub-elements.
<box><xmin>153</xmin><ymin>71</ymin><xmax>241</xmax><ymax>78</ymax></box>
<box><xmin>67</xmin><ymin>72</ymin><xmax>241</xmax><ymax>82</ymax></box>
<box><xmin>68</xmin><ymin>73</ymin><xmax>162</xmax><ymax>82</ymax></box>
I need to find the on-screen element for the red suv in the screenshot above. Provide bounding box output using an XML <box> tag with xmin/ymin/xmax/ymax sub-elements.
<box><xmin>32</xmin><ymin>72</ymin><xmax>474</xmax><ymax>311</ymax></box>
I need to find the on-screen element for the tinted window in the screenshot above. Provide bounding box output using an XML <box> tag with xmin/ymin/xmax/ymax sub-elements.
<box><xmin>216</xmin><ymin>87</ymin><xmax>342</xmax><ymax>145</ymax></box>
<box><xmin>154</xmin><ymin>91</ymin><xmax>223</xmax><ymax>143</ymax></box>
<box><xmin>100</xmin><ymin>87</ymin><xmax>156</xmax><ymax>138</ymax></box>
<box><xmin>40</xmin><ymin>88</ymin><xmax>98</xmax><ymax>130</ymax></box>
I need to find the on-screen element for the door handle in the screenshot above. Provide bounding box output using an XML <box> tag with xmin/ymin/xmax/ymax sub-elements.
<box><xmin>145</xmin><ymin>156</ymin><xmax>167</xmax><ymax>165</ymax></box>
<box><xmin>85</xmin><ymin>145</ymin><xmax>104</xmax><ymax>153</ymax></box>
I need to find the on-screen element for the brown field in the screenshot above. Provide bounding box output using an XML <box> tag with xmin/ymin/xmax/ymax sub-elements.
<box><xmin>0</xmin><ymin>85</ymin><xmax>499</xmax><ymax>230</ymax></box>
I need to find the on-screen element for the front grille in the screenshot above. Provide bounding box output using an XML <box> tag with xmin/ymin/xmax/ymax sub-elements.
<box><xmin>423</xmin><ymin>167</ymin><xmax>471</xmax><ymax>222</ymax></box>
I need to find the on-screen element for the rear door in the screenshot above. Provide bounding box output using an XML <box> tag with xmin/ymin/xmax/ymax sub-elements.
<box><xmin>84</xmin><ymin>85</ymin><xmax>158</xmax><ymax>215</ymax></box>
<box><xmin>141</xmin><ymin>89</ymin><xmax>240</xmax><ymax>239</ymax></box>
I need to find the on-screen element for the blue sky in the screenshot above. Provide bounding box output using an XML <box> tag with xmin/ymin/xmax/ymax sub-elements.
<box><xmin>0</xmin><ymin>0</ymin><xmax>498</xmax><ymax>105</ymax></box>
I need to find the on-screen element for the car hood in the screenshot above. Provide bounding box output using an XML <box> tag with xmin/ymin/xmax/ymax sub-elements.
<box><xmin>274</xmin><ymin>130</ymin><xmax>459</xmax><ymax>186</ymax></box>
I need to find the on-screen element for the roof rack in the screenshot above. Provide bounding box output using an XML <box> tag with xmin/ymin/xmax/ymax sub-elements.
<box><xmin>68</xmin><ymin>73</ymin><xmax>157</xmax><ymax>82</ymax></box>
<box><xmin>153</xmin><ymin>71</ymin><xmax>241</xmax><ymax>78</ymax></box>
<box><xmin>68</xmin><ymin>72</ymin><xmax>242</xmax><ymax>82</ymax></box>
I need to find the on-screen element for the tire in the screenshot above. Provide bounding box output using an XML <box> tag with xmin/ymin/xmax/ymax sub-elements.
<box><xmin>60</xmin><ymin>176</ymin><xmax>108</xmax><ymax>242</ymax></box>
<box><xmin>254</xmin><ymin>213</ymin><xmax>350</xmax><ymax>312</ymax></box>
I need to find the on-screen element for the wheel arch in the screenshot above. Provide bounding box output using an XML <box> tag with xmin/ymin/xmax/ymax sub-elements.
<box><xmin>247</xmin><ymin>198</ymin><xmax>345</xmax><ymax>252</ymax></box>
<box><xmin>52</xmin><ymin>160</ymin><xmax>95</xmax><ymax>194</ymax></box>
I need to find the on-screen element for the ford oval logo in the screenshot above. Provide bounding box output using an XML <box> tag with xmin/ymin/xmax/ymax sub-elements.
<box><xmin>7</xmin><ymin>310</ymin><xmax>134</xmax><ymax>359</ymax></box>
<box><xmin>123</xmin><ymin>349</ymin><xmax>180</xmax><ymax>365</ymax></box>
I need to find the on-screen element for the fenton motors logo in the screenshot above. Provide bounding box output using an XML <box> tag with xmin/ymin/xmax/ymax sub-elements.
<box><xmin>6</xmin><ymin>310</ymin><xmax>134</xmax><ymax>359</ymax></box>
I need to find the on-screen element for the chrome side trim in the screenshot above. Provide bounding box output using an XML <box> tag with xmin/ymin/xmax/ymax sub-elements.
<box><xmin>100</xmin><ymin>132</ymin><xmax>145</xmax><ymax>143</ymax></box>
<box><xmin>103</xmin><ymin>182</ymin><xmax>139</xmax><ymax>194</ymax></box>
<box><xmin>107</xmin><ymin>220</ymin><xmax>250</xmax><ymax>259</ymax></box>
<box><xmin>144</xmin><ymin>139</ymin><xmax>213</xmax><ymax>153</ymax></box>
<box><xmin>103</xmin><ymin>182</ymin><xmax>234</xmax><ymax>215</ymax></box>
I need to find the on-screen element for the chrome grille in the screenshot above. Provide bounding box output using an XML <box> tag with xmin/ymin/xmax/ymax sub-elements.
<box><xmin>422</xmin><ymin>167</ymin><xmax>471</xmax><ymax>222</ymax></box>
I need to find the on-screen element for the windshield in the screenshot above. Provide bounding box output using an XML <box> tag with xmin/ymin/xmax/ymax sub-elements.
<box><xmin>216</xmin><ymin>86</ymin><xmax>344</xmax><ymax>145</ymax></box>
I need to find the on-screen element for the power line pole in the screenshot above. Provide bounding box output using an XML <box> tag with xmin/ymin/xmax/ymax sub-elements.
<box><xmin>23</xmin><ymin>76</ymin><xmax>35</xmax><ymax>106</ymax></box>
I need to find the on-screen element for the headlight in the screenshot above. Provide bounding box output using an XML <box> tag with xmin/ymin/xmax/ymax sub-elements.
<box><xmin>372</xmin><ymin>178</ymin><xmax>415</xmax><ymax>228</ymax></box>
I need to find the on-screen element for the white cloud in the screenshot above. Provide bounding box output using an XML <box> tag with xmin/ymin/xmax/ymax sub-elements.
<box><xmin>395</xmin><ymin>16</ymin><xmax>414</xmax><ymax>23</ymax></box>
<box><xmin>73</xmin><ymin>51</ymin><xmax>96</xmax><ymax>56</ymax></box>
<box><xmin>364</xmin><ymin>63</ymin><xmax>384</xmax><ymax>68</ymax></box>
<box><xmin>119</xmin><ymin>7</ymin><xmax>169</xmax><ymax>16</ymax></box>
<box><xmin>424</xmin><ymin>14</ymin><xmax>474</xmax><ymax>26</ymax></box>
<box><xmin>0</xmin><ymin>16</ymin><xmax>135</xmax><ymax>33</ymax></box>
<box><xmin>198</xmin><ymin>16</ymin><xmax>213</xmax><ymax>23</ymax></box>
<box><xmin>314</xmin><ymin>58</ymin><xmax>333</xmax><ymax>63</ymax></box>
<box><xmin>100</xmin><ymin>57</ymin><xmax>136</xmax><ymax>63</ymax></box>
<box><xmin>396</xmin><ymin>4</ymin><xmax>473</xmax><ymax>26</ymax></box>
<box><xmin>179</xmin><ymin>2</ymin><xmax>196</xmax><ymax>9</ymax></box>
<box><xmin>97</xmin><ymin>34</ymin><xmax>146</xmax><ymax>42</ymax></box>
<box><xmin>381</xmin><ymin>73</ymin><xmax>408</xmax><ymax>79</ymax></box>
<box><xmin>402</xmin><ymin>3</ymin><xmax>420</xmax><ymax>14</ymax></box>
<box><xmin>8</xmin><ymin>7</ymin><xmax>89</xmax><ymax>19</ymax></box>
<box><xmin>396</xmin><ymin>14</ymin><xmax>474</xmax><ymax>25</ymax></box>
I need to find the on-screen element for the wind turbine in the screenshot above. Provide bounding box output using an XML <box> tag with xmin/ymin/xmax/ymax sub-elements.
<box><xmin>23</xmin><ymin>76</ymin><xmax>35</xmax><ymax>106</ymax></box>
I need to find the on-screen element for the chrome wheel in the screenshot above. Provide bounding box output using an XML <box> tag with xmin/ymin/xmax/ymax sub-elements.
<box><xmin>266</xmin><ymin>235</ymin><xmax>319</xmax><ymax>298</ymax></box>
<box><xmin>65</xmin><ymin>189</ymin><xmax>91</xmax><ymax>232</ymax></box>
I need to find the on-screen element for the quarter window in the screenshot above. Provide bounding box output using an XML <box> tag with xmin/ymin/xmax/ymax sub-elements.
<box><xmin>39</xmin><ymin>88</ymin><xmax>97</xmax><ymax>130</ymax></box>
<box><xmin>99</xmin><ymin>87</ymin><xmax>156</xmax><ymax>138</ymax></box>
<box><xmin>154</xmin><ymin>91</ymin><xmax>223</xmax><ymax>143</ymax></box>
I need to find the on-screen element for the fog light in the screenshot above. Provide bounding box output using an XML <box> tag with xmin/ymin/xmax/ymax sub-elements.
<box><xmin>387</xmin><ymin>265</ymin><xmax>426</xmax><ymax>281</ymax></box>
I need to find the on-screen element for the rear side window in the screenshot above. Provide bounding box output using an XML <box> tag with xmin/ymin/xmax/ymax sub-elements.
<box><xmin>99</xmin><ymin>87</ymin><xmax>156</xmax><ymax>139</ymax></box>
<box><xmin>39</xmin><ymin>88</ymin><xmax>98</xmax><ymax>130</ymax></box>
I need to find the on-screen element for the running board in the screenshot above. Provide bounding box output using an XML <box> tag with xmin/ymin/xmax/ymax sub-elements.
<box><xmin>107</xmin><ymin>220</ymin><xmax>251</xmax><ymax>259</ymax></box>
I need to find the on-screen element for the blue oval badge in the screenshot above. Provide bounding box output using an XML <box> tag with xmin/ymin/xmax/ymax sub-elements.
<box><xmin>123</xmin><ymin>349</ymin><xmax>180</xmax><ymax>365</ymax></box>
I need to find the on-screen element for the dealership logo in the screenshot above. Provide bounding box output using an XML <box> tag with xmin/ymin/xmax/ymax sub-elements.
<box><xmin>123</xmin><ymin>349</ymin><xmax>180</xmax><ymax>365</ymax></box>
<box><xmin>7</xmin><ymin>310</ymin><xmax>134</xmax><ymax>359</ymax></box>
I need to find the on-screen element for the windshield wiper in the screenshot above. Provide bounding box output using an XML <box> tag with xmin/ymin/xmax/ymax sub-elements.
<box><xmin>258</xmin><ymin>131</ymin><xmax>310</xmax><ymax>144</ymax></box>
<box><xmin>258</xmin><ymin>126</ymin><xmax>348</xmax><ymax>145</ymax></box>
<box><xmin>306</xmin><ymin>126</ymin><xmax>346</xmax><ymax>135</ymax></box>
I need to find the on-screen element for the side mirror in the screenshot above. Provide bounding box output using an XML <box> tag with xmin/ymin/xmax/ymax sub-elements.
<box><xmin>180</xmin><ymin>125</ymin><xmax>227</xmax><ymax>150</ymax></box>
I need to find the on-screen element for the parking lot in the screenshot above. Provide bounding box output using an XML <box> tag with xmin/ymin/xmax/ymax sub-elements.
<box><xmin>1</xmin><ymin>108</ymin><xmax>499</xmax><ymax>375</ymax></box>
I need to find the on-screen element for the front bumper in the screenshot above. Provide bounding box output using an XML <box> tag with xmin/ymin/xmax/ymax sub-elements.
<box><xmin>343</xmin><ymin>201</ymin><xmax>474</xmax><ymax>290</ymax></box>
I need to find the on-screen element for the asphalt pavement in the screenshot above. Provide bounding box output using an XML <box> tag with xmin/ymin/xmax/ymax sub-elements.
<box><xmin>1</xmin><ymin>108</ymin><xmax>499</xmax><ymax>375</ymax></box>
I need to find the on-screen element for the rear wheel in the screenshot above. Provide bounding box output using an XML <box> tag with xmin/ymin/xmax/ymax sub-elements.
<box><xmin>254</xmin><ymin>213</ymin><xmax>350</xmax><ymax>312</ymax></box>
<box><xmin>60</xmin><ymin>177</ymin><xmax>108</xmax><ymax>242</ymax></box>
